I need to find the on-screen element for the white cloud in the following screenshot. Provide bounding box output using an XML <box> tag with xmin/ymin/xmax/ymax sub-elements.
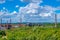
<box><xmin>16</xmin><ymin>5</ymin><xmax>19</xmax><ymax>8</ymax></box>
<box><xmin>28</xmin><ymin>3</ymin><xmax>40</xmax><ymax>8</ymax></box>
<box><xmin>20</xmin><ymin>0</ymin><xmax>43</xmax><ymax>4</ymax></box>
<box><xmin>56</xmin><ymin>7</ymin><xmax>60</xmax><ymax>10</ymax></box>
<box><xmin>57</xmin><ymin>14</ymin><xmax>60</xmax><ymax>19</ymax></box>
<box><xmin>0</xmin><ymin>10</ymin><xmax>18</xmax><ymax>19</ymax></box>
<box><xmin>0</xmin><ymin>0</ymin><xmax>6</xmax><ymax>4</ymax></box>
<box><xmin>19</xmin><ymin>3</ymin><xmax>55</xmax><ymax>17</ymax></box>
<box><xmin>30</xmin><ymin>15</ymin><xmax>38</xmax><ymax>16</ymax></box>
<box><xmin>31</xmin><ymin>0</ymin><xmax>43</xmax><ymax>4</ymax></box>
<box><xmin>3</xmin><ymin>7</ymin><xmax>6</xmax><ymax>9</ymax></box>
<box><xmin>0</xmin><ymin>12</ymin><xmax>4</xmax><ymax>16</ymax></box>
<box><xmin>43</xmin><ymin>5</ymin><xmax>56</xmax><ymax>11</ymax></box>
<box><xmin>19</xmin><ymin>0</ymin><xmax>43</xmax><ymax>15</ymax></box>
<box><xmin>19</xmin><ymin>3</ymin><xmax>40</xmax><ymax>14</ymax></box>
<box><xmin>26</xmin><ymin>9</ymin><xmax>38</xmax><ymax>14</ymax></box>
<box><xmin>13</xmin><ymin>11</ymin><xmax>17</xmax><ymax>13</ymax></box>
<box><xmin>39</xmin><ymin>13</ymin><xmax>51</xmax><ymax>17</ymax></box>
<box><xmin>9</xmin><ymin>11</ymin><xmax>18</xmax><ymax>15</ymax></box>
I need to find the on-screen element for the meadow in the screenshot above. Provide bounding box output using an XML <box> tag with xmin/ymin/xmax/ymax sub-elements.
<box><xmin>0</xmin><ymin>23</ymin><xmax>60</xmax><ymax>40</ymax></box>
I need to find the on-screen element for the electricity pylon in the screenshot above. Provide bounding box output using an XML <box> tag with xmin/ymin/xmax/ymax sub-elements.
<box><xmin>1</xmin><ymin>18</ymin><xmax>2</xmax><ymax>24</ymax></box>
<box><xmin>55</xmin><ymin>14</ymin><xmax>57</xmax><ymax>27</ymax></box>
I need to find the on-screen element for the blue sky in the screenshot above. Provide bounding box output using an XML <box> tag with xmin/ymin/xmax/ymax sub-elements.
<box><xmin>0</xmin><ymin>0</ymin><xmax>60</xmax><ymax>23</ymax></box>
<box><xmin>0</xmin><ymin>0</ymin><xmax>28</xmax><ymax>12</ymax></box>
<box><xmin>0</xmin><ymin>0</ymin><xmax>60</xmax><ymax>12</ymax></box>
<box><xmin>42</xmin><ymin>0</ymin><xmax>60</xmax><ymax>7</ymax></box>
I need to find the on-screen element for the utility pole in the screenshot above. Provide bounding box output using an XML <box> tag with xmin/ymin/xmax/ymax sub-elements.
<box><xmin>55</xmin><ymin>14</ymin><xmax>57</xmax><ymax>27</ymax></box>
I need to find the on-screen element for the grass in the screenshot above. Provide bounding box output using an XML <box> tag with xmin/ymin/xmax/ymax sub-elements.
<box><xmin>0</xmin><ymin>25</ymin><xmax>60</xmax><ymax>40</ymax></box>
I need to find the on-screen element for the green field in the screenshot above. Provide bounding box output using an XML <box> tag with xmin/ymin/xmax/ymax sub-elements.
<box><xmin>0</xmin><ymin>26</ymin><xmax>60</xmax><ymax>40</ymax></box>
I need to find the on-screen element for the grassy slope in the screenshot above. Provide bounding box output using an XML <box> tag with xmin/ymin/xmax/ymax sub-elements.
<box><xmin>0</xmin><ymin>26</ymin><xmax>60</xmax><ymax>40</ymax></box>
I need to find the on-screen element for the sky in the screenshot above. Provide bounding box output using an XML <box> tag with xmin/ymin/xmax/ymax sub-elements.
<box><xmin>0</xmin><ymin>0</ymin><xmax>60</xmax><ymax>23</ymax></box>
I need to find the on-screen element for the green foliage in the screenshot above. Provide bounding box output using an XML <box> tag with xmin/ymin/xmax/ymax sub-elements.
<box><xmin>0</xmin><ymin>26</ymin><xmax>60</xmax><ymax>40</ymax></box>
